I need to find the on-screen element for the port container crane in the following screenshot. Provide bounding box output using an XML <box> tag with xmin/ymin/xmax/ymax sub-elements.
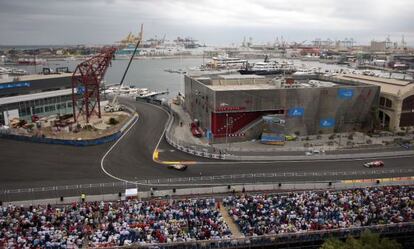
<box><xmin>104</xmin><ymin>24</ymin><xmax>144</xmax><ymax>113</ymax></box>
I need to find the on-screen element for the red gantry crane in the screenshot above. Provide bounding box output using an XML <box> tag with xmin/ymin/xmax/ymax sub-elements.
<box><xmin>71</xmin><ymin>47</ymin><xmax>116</xmax><ymax>123</ymax></box>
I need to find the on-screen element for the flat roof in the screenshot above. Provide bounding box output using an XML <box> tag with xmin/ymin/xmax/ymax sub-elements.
<box><xmin>0</xmin><ymin>73</ymin><xmax>72</xmax><ymax>84</ymax></box>
<box><xmin>335</xmin><ymin>74</ymin><xmax>414</xmax><ymax>96</ymax></box>
<box><xmin>0</xmin><ymin>88</ymin><xmax>72</xmax><ymax>105</ymax></box>
<box><xmin>208</xmin><ymin>84</ymin><xmax>279</xmax><ymax>91</ymax></box>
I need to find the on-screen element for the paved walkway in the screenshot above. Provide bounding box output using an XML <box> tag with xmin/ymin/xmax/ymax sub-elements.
<box><xmin>218</xmin><ymin>202</ymin><xmax>244</xmax><ymax>238</ymax></box>
<box><xmin>170</xmin><ymin>102</ymin><xmax>209</xmax><ymax>146</ymax></box>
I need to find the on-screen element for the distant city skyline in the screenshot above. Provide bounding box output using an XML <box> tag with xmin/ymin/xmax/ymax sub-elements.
<box><xmin>0</xmin><ymin>0</ymin><xmax>413</xmax><ymax>46</ymax></box>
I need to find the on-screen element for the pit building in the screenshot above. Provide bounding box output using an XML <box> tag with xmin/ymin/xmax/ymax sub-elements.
<box><xmin>184</xmin><ymin>74</ymin><xmax>380</xmax><ymax>142</ymax></box>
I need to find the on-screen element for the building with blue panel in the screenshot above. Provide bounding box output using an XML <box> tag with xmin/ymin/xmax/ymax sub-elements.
<box><xmin>185</xmin><ymin>74</ymin><xmax>380</xmax><ymax>143</ymax></box>
<box><xmin>0</xmin><ymin>73</ymin><xmax>73</xmax><ymax>125</ymax></box>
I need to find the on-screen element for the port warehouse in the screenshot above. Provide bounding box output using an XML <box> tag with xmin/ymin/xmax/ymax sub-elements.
<box><xmin>184</xmin><ymin>74</ymin><xmax>381</xmax><ymax>142</ymax></box>
<box><xmin>0</xmin><ymin>73</ymin><xmax>73</xmax><ymax>125</ymax></box>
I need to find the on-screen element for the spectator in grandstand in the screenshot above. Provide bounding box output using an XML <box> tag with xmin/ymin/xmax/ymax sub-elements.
<box><xmin>0</xmin><ymin>198</ymin><xmax>231</xmax><ymax>248</ymax></box>
<box><xmin>223</xmin><ymin>185</ymin><xmax>414</xmax><ymax>236</ymax></box>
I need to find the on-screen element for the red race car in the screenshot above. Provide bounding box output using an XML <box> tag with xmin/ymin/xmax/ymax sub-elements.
<box><xmin>363</xmin><ymin>160</ymin><xmax>384</xmax><ymax>168</ymax></box>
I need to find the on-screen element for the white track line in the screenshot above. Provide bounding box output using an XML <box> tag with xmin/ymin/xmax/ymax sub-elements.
<box><xmin>100</xmin><ymin>115</ymin><xmax>140</xmax><ymax>184</ymax></box>
<box><xmin>99</xmin><ymin>104</ymin><xmax>227</xmax><ymax>187</ymax></box>
<box><xmin>194</xmin><ymin>154</ymin><xmax>414</xmax><ymax>164</ymax></box>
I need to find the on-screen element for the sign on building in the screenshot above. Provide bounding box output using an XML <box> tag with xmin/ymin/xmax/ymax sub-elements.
<box><xmin>0</xmin><ymin>82</ymin><xmax>31</xmax><ymax>90</ymax></box>
<box><xmin>288</xmin><ymin>107</ymin><xmax>304</xmax><ymax>117</ymax></box>
<box><xmin>338</xmin><ymin>89</ymin><xmax>354</xmax><ymax>99</ymax></box>
<box><xmin>320</xmin><ymin>118</ymin><xmax>335</xmax><ymax>128</ymax></box>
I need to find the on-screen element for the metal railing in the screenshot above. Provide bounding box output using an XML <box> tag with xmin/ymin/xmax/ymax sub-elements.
<box><xmin>2</xmin><ymin>168</ymin><xmax>413</xmax><ymax>196</ymax></box>
<box><xmin>165</xmin><ymin>108</ymin><xmax>227</xmax><ymax>159</ymax></box>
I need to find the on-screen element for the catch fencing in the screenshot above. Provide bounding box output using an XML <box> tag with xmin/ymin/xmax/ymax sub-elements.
<box><xmin>2</xmin><ymin>170</ymin><xmax>414</xmax><ymax>203</ymax></box>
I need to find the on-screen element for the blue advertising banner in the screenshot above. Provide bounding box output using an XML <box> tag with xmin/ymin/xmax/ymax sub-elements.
<box><xmin>0</xmin><ymin>82</ymin><xmax>31</xmax><ymax>90</ymax></box>
<box><xmin>320</xmin><ymin>118</ymin><xmax>335</xmax><ymax>128</ymax></box>
<box><xmin>288</xmin><ymin>107</ymin><xmax>304</xmax><ymax>117</ymax></box>
<box><xmin>338</xmin><ymin>89</ymin><xmax>354</xmax><ymax>99</ymax></box>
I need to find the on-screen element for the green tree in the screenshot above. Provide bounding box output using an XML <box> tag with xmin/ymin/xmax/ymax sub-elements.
<box><xmin>320</xmin><ymin>238</ymin><xmax>344</xmax><ymax>249</ymax></box>
<box><xmin>320</xmin><ymin>230</ymin><xmax>402</xmax><ymax>249</ymax></box>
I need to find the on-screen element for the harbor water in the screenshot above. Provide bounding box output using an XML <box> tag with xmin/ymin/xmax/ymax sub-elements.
<box><xmin>14</xmin><ymin>58</ymin><xmax>204</xmax><ymax>99</ymax></box>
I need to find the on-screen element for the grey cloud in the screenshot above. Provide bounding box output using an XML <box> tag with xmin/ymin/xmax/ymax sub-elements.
<box><xmin>0</xmin><ymin>0</ymin><xmax>412</xmax><ymax>46</ymax></box>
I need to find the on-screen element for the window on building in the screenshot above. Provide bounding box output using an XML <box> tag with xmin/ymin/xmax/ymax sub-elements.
<box><xmin>35</xmin><ymin>99</ymin><xmax>42</xmax><ymax>106</ymax></box>
<box><xmin>379</xmin><ymin>97</ymin><xmax>385</xmax><ymax>106</ymax></box>
<box><xmin>379</xmin><ymin>96</ymin><xmax>392</xmax><ymax>108</ymax></box>
<box><xmin>57</xmin><ymin>103</ymin><xmax>66</xmax><ymax>110</ymax></box>
<box><xmin>385</xmin><ymin>99</ymin><xmax>392</xmax><ymax>108</ymax></box>
<box><xmin>33</xmin><ymin>107</ymin><xmax>44</xmax><ymax>114</ymax></box>
<box><xmin>19</xmin><ymin>107</ymin><xmax>31</xmax><ymax>116</ymax></box>
<box><xmin>45</xmin><ymin>105</ymin><xmax>56</xmax><ymax>112</ymax></box>
<box><xmin>402</xmin><ymin>95</ymin><xmax>414</xmax><ymax>112</ymax></box>
<box><xmin>67</xmin><ymin>102</ymin><xmax>73</xmax><ymax>108</ymax></box>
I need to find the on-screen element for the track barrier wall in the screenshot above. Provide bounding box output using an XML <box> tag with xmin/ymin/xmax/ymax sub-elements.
<box><xmin>3</xmin><ymin>178</ymin><xmax>414</xmax><ymax>205</ymax></box>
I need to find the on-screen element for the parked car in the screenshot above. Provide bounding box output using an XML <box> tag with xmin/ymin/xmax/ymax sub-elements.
<box><xmin>363</xmin><ymin>160</ymin><xmax>384</xmax><ymax>168</ymax></box>
<box><xmin>167</xmin><ymin>164</ymin><xmax>188</xmax><ymax>171</ymax></box>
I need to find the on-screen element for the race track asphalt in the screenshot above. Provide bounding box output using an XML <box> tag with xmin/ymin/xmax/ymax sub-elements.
<box><xmin>1</xmin><ymin>98</ymin><xmax>414</xmax><ymax>198</ymax></box>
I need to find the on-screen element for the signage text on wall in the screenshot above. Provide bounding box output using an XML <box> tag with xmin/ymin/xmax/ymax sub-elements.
<box><xmin>0</xmin><ymin>82</ymin><xmax>31</xmax><ymax>90</ymax></box>
<box><xmin>288</xmin><ymin>107</ymin><xmax>305</xmax><ymax>117</ymax></box>
<box><xmin>338</xmin><ymin>89</ymin><xmax>354</xmax><ymax>99</ymax></box>
<box><xmin>215</xmin><ymin>106</ymin><xmax>246</xmax><ymax>112</ymax></box>
<box><xmin>320</xmin><ymin>118</ymin><xmax>335</xmax><ymax>128</ymax></box>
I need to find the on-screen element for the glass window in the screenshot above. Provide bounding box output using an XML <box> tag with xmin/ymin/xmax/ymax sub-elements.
<box><xmin>379</xmin><ymin>97</ymin><xmax>385</xmax><ymax>106</ymax></box>
<box><xmin>385</xmin><ymin>99</ymin><xmax>392</xmax><ymax>108</ymax></box>
<box><xmin>19</xmin><ymin>107</ymin><xmax>31</xmax><ymax>116</ymax></box>
<box><xmin>57</xmin><ymin>103</ymin><xmax>66</xmax><ymax>110</ymax></box>
<box><xmin>34</xmin><ymin>107</ymin><xmax>44</xmax><ymax>114</ymax></box>
<box><xmin>45</xmin><ymin>105</ymin><xmax>56</xmax><ymax>112</ymax></box>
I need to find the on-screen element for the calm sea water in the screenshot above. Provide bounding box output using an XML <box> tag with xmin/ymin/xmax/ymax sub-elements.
<box><xmin>15</xmin><ymin>58</ymin><xmax>204</xmax><ymax>98</ymax></box>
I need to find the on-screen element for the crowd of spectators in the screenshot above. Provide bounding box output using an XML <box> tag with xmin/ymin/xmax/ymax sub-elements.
<box><xmin>1</xmin><ymin>185</ymin><xmax>413</xmax><ymax>248</ymax></box>
<box><xmin>223</xmin><ymin>185</ymin><xmax>414</xmax><ymax>236</ymax></box>
<box><xmin>0</xmin><ymin>198</ymin><xmax>231</xmax><ymax>248</ymax></box>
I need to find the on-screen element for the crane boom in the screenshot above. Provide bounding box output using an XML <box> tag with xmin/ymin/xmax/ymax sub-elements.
<box><xmin>110</xmin><ymin>24</ymin><xmax>143</xmax><ymax>107</ymax></box>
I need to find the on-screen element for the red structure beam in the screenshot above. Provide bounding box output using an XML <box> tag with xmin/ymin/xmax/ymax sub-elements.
<box><xmin>71</xmin><ymin>47</ymin><xmax>116</xmax><ymax>123</ymax></box>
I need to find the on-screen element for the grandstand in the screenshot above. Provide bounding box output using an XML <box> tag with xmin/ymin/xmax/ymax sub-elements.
<box><xmin>1</xmin><ymin>185</ymin><xmax>413</xmax><ymax>248</ymax></box>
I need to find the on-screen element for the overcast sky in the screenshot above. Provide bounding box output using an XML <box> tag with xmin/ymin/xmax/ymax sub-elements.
<box><xmin>0</xmin><ymin>0</ymin><xmax>412</xmax><ymax>46</ymax></box>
